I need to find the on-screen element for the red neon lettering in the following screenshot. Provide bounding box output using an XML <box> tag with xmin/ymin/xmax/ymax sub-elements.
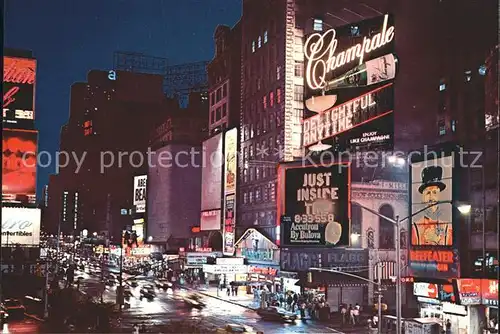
<box><xmin>3</xmin><ymin>86</ymin><xmax>20</xmax><ymax>108</ymax></box>
<box><xmin>3</xmin><ymin>61</ymin><xmax>35</xmax><ymax>84</ymax></box>
<box><xmin>410</xmin><ymin>250</ymin><xmax>454</xmax><ymax>264</ymax></box>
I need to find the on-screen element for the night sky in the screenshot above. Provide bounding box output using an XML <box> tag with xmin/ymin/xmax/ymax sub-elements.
<box><xmin>4</xmin><ymin>0</ymin><xmax>242</xmax><ymax>197</ymax></box>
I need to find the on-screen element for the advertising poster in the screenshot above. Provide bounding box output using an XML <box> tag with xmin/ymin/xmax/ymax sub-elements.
<box><xmin>280</xmin><ymin>248</ymin><xmax>367</xmax><ymax>272</ymax></box>
<box><xmin>481</xmin><ymin>279</ymin><xmax>498</xmax><ymax>306</ymax></box>
<box><xmin>133</xmin><ymin>175</ymin><xmax>147</xmax><ymax>213</ymax></box>
<box><xmin>3</xmin><ymin>56</ymin><xmax>37</xmax><ymax>129</ymax></box>
<box><xmin>201</xmin><ymin>133</ymin><xmax>223</xmax><ymax>211</ymax></box>
<box><xmin>409</xmin><ymin>153</ymin><xmax>458</xmax><ymax>278</ymax></box>
<box><xmin>281</xmin><ymin>163</ymin><xmax>350</xmax><ymax>247</ymax></box>
<box><xmin>223</xmin><ymin>128</ymin><xmax>237</xmax><ymax>256</ymax></box>
<box><xmin>200</xmin><ymin>209</ymin><xmax>221</xmax><ymax>231</ymax></box>
<box><xmin>303</xmin><ymin>14</ymin><xmax>395</xmax><ymax>153</ymax></box>
<box><xmin>456</xmin><ymin>279</ymin><xmax>482</xmax><ymax>305</ymax></box>
<box><xmin>1</xmin><ymin>207</ymin><xmax>41</xmax><ymax>247</ymax></box>
<box><xmin>132</xmin><ymin>219</ymin><xmax>144</xmax><ymax>247</ymax></box>
<box><xmin>2</xmin><ymin>129</ymin><xmax>38</xmax><ymax>203</ymax></box>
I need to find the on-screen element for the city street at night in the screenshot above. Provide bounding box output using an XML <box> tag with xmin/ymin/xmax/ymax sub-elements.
<box><xmin>2</xmin><ymin>0</ymin><xmax>498</xmax><ymax>333</ymax></box>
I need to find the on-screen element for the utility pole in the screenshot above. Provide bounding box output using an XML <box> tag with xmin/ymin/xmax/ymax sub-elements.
<box><xmin>395</xmin><ymin>215</ymin><xmax>401</xmax><ymax>334</ymax></box>
<box><xmin>377</xmin><ymin>264</ymin><xmax>382</xmax><ymax>334</ymax></box>
<box><xmin>44</xmin><ymin>258</ymin><xmax>49</xmax><ymax>318</ymax></box>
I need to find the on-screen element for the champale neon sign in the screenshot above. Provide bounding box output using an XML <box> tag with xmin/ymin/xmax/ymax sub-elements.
<box><xmin>304</xmin><ymin>14</ymin><xmax>394</xmax><ymax>90</ymax></box>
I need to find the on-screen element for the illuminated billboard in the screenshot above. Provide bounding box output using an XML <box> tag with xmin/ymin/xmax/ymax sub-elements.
<box><xmin>2</xmin><ymin>129</ymin><xmax>38</xmax><ymax>203</ymax></box>
<box><xmin>132</xmin><ymin>219</ymin><xmax>145</xmax><ymax>247</ymax></box>
<box><xmin>303</xmin><ymin>14</ymin><xmax>395</xmax><ymax>153</ymax></box>
<box><xmin>201</xmin><ymin>133</ymin><xmax>223</xmax><ymax>212</ymax></box>
<box><xmin>3</xmin><ymin>56</ymin><xmax>37</xmax><ymax>129</ymax></box>
<box><xmin>200</xmin><ymin>209</ymin><xmax>221</xmax><ymax>231</ymax></box>
<box><xmin>1</xmin><ymin>207</ymin><xmax>41</xmax><ymax>247</ymax></box>
<box><xmin>279</xmin><ymin>163</ymin><xmax>351</xmax><ymax>247</ymax></box>
<box><xmin>409</xmin><ymin>152</ymin><xmax>459</xmax><ymax>279</ymax></box>
<box><xmin>223</xmin><ymin>128</ymin><xmax>237</xmax><ymax>255</ymax></box>
<box><xmin>133</xmin><ymin>175</ymin><xmax>147</xmax><ymax>213</ymax></box>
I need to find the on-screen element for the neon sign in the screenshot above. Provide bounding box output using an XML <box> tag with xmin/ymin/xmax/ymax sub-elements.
<box><xmin>304</xmin><ymin>14</ymin><xmax>394</xmax><ymax>90</ymax></box>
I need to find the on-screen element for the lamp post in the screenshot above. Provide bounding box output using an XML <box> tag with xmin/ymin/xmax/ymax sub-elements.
<box><xmin>353</xmin><ymin>200</ymin><xmax>471</xmax><ymax>334</ymax></box>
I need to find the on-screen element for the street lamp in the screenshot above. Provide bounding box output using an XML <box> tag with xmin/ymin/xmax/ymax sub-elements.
<box><xmin>353</xmin><ymin>200</ymin><xmax>470</xmax><ymax>334</ymax></box>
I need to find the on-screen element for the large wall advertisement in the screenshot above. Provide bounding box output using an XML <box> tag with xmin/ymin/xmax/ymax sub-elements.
<box><xmin>2</xmin><ymin>129</ymin><xmax>38</xmax><ymax>204</ymax></box>
<box><xmin>223</xmin><ymin>128</ymin><xmax>237</xmax><ymax>255</ymax></box>
<box><xmin>409</xmin><ymin>153</ymin><xmax>459</xmax><ymax>278</ymax></box>
<box><xmin>133</xmin><ymin>175</ymin><xmax>147</xmax><ymax>213</ymax></box>
<box><xmin>201</xmin><ymin>133</ymin><xmax>223</xmax><ymax>212</ymax></box>
<box><xmin>303</xmin><ymin>14</ymin><xmax>395</xmax><ymax>153</ymax></box>
<box><xmin>280</xmin><ymin>163</ymin><xmax>351</xmax><ymax>247</ymax></box>
<box><xmin>1</xmin><ymin>207</ymin><xmax>41</xmax><ymax>247</ymax></box>
<box><xmin>3</xmin><ymin>56</ymin><xmax>37</xmax><ymax>129</ymax></box>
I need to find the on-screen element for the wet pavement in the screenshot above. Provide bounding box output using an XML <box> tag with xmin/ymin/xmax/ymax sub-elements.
<box><xmin>1</xmin><ymin>318</ymin><xmax>42</xmax><ymax>333</ymax></box>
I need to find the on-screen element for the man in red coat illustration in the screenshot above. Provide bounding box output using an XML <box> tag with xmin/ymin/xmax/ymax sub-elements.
<box><xmin>412</xmin><ymin>166</ymin><xmax>452</xmax><ymax>246</ymax></box>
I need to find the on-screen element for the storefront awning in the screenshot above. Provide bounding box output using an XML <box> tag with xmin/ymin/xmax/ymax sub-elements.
<box><xmin>234</xmin><ymin>228</ymin><xmax>278</xmax><ymax>249</ymax></box>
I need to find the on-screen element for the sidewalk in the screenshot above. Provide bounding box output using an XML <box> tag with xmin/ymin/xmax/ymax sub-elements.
<box><xmin>191</xmin><ymin>285</ymin><xmax>260</xmax><ymax>310</ymax></box>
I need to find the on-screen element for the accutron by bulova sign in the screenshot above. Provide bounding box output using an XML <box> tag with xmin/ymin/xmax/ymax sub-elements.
<box><xmin>303</xmin><ymin>14</ymin><xmax>396</xmax><ymax>153</ymax></box>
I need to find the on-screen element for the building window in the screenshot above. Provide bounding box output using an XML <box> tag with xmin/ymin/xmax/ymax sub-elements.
<box><xmin>263</xmin><ymin>117</ymin><xmax>267</xmax><ymax>132</ymax></box>
<box><xmin>250</xmin><ymin>144</ymin><xmax>254</xmax><ymax>158</ymax></box>
<box><xmin>257</xmin><ymin>78</ymin><xmax>261</xmax><ymax>91</ymax></box>
<box><xmin>438</xmin><ymin>119</ymin><xmax>446</xmax><ymax>135</ymax></box>
<box><xmin>243</xmin><ymin>169</ymin><xmax>248</xmax><ymax>183</ymax></box>
<box><xmin>252</xmin><ymin>41</ymin><xmax>256</xmax><ymax>53</ymax></box>
<box><xmin>256</xmin><ymin>167</ymin><xmax>260</xmax><ymax>180</ymax></box>
<box><xmin>244</xmin><ymin>192</ymin><xmax>248</xmax><ymax>204</ymax></box>
<box><xmin>249</xmin><ymin>191</ymin><xmax>253</xmax><ymax>203</ymax></box>
<box><xmin>451</xmin><ymin>120</ymin><xmax>457</xmax><ymax>132</ymax></box>
<box><xmin>294</xmin><ymin>61</ymin><xmax>304</xmax><ymax>77</ymax></box>
<box><xmin>210</xmin><ymin>93</ymin><xmax>215</xmax><ymax>106</ymax></box>
<box><xmin>258</xmin><ymin>36</ymin><xmax>262</xmax><ymax>49</ymax></box>
<box><xmin>277</xmin><ymin>66</ymin><xmax>281</xmax><ymax>80</ymax></box>
<box><xmin>263</xmin><ymin>95</ymin><xmax>267</xmax><ymax>109</ymax></box>
<box><xmin>294</xmin><ymin>85</ymin><xmax>304</xmax><ymax>101</ymax></box>
<box><xmin>216</xmin><ymin>87</ymin><xmax>222</xmax><ymax>102</ymax></box>
<box><xmin>313</xmin><ymin>18</ymin><xmax>323</xmax><ymax>31</ymax></box>
<box><xmin>216</xmin><ymin>107</ymin><xmax>222</xmax><ymax>121</ymax></box>
<box><xmin>269</xmin><ymin>92</ymin><xmax>274</xmax><ymax>107</ymax></box>
<box><xmin>464</xmin><ymin>70</ymin><xmax>472</xmax><ymax>82</ymax></box>
<box><xmin>222</xmin><ymin>103</ymin><xmax>227</xmax><ymax>117</ymax></box>
<box><xmin>264</xmin><ymin>30</ymin><xmax>268</xmax><ymax>44</ymax></box>
<box><xmin>439</xmin><ymin>82</ymin><xmax>446</xmax><ymax>91</ymax></box>
<box><xmin>256</xmin><ymin>188</ymin><xmax>261</xmax><ymax>201</ymax></box>
<box><xmin>276</xmin><ymin>88</ymin><xmax>281</xmax><ymax>104</ymax></box>
<box><xmin>379</xmin><ymin>204</ymin><xmax>395</xmax><ymax>249</ymax></box>
<box><xmin>222</xmin><ymin>83</ymin><xmax>227</xmax><ymax>97</ymax></box>
<box><xmin>250</xmin><ymin>168</ymin><xmax>254</xmax><ymax>181</ymax></box>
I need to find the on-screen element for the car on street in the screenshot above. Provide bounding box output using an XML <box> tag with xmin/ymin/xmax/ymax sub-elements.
<box><xmin>216</xmin><ymin>324</ymin><xmax>260</xmax><ymax>333</ymax></box>
<box><xmin>256</xmin><ymin>306</ymin><xmax>298</xmax><ymax>322</ymax></box>
<box><xmin>127</xmin><ymin>278</ymin><xmax>138</xmax><ymax>287</ymax></box>
<box><xmin>182</xmin><ymin>293</ymin><xmax>206</xmax><ymax>309</ymax></box>
<box><xmin>2</xmin><ymin>299</ymin><xmax>26</xmax><ymax>320</ymax></box>
<box><xmin>155</xmin><ymin>279</ymin><xmax>172</xmax><ymax>290</ymax></box>
<box><xmin>139</xmin><ymin>284</ymin><xmax>156</xmax><ymax>300</ymax></box>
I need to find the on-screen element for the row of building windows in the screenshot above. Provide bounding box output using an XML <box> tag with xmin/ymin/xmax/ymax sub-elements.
<box><xmin>242</xmin><ymin>182</ymin><xmax>276</xmax><ymax>205</ymax></box>
<box><xmin>210</xmin><ymin>83</ymin><xmax>228</xmax><ymax>106</ymax></box>
<box><xmin>251</xmin><ymin>31</ymin><xmax>268</xmax><ymax>53</ymax></box>
<box><xmin>241</xmin><ymin>211</ymin><xmax>276</xmax><ymax>227</ymax></box>
<box><xmin>210</xmin><ymin>103</ymin><xmax>227</xmax><ymax>124</ymax></box>
<box><xmin>243</xmin><ymin>109</ymin><xmax>284</xmax><ymax>142</ymax></box>
<box><xmin>262</xmin><ymin>88</ymin><xmax>282</xmax><ymax>109</ymax></box>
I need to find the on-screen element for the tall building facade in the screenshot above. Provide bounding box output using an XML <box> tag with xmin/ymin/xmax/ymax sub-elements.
<box><xmin>46</xmin><ymin>70</ymin><xmax>168</xmax><ymax>241</ymax></box>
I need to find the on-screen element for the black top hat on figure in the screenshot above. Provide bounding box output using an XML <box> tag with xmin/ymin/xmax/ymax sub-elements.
<box><xmin>418</xmin><ymin>166</ymin><xmax>447</xmax><ymax>193</ymax></box>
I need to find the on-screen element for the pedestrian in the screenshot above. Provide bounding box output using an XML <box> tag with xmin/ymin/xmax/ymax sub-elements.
<box><xmin>445</xmin><ymin>319</ymin><xmax>452</xmax><ymax>334</ymax></box>
<box><xmin>226</xmin><ymin>286</ymin><xmax>231</xmax><ymax>297</ymax></box>
<box><xmin>132</xmin><ymin>323</ymin><xmax>139</xmax><ymax>334</ymax></box>
<box><xmin>354</xmin><ymin>303</ymin><xmax>360</xmax><ymax>325</ymax></box>
<box><xmin>300</xmin><ymin>301</ymin><xmax>306</xmax><ymax>319</ymax></box>
<box><xmin>348</xmin><ymin>304</ymin><xmax>355</xmax><ymax>325</ymax></box>
<box><xmin>341</xmin><ymin>304</ymin><xmax>347</xmax><ymax>326</ymax></box>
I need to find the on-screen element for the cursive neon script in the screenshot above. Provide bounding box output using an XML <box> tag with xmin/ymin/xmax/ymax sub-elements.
<box><xmin>304</xmin><ymin>14</ymin><xmax>394</xmax><ymax>90</ymax></box>
<box><xmin>3</xmin><ymin>86</ymin><xmax>20</xmax><ymax>108</ymax></box>
<box><xmin>3</xmin><ymin>61</ymin><xmax>36</xmax><ymax>84</ymax></box>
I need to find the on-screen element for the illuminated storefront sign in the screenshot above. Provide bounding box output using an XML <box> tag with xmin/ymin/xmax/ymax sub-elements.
<box><xmin>249</xmin><ymin>266</ymin><xmax>278</xmax><ymax>276</ymax></box>
<box><xmin>457</xmin><ymin>279</ymin><xmax>482</xmax><ymax>305</ymax></box>
<box><xmin>281</xmin><ymin>248</ymin><xmax>367</xmax><ymax>272</ymax></box>
<box><xmin>3</xmin><ymin>56</ymin><xmax>37</xmax><ymax>129</ymax></box>
<box><xmin>223</xmin><ymin>128</ymin><xmax>237</xmax><ymax>256</ymax></box>
<box><xmin>414</xmin><ymin>283</ymin><xmax>439</xmax><ymax>299</ymax></box>
<box><xmin>280</xmin><ymin>163</ymin><xmax>350</xmax><ymax>247</ymax></box>
<box><xmin>304</xmin><ymin>14</ymin><xmax>394</xmax><ymax>91</ymax></box>
<box><xmin>409</xmin><ymin>152</ymin><xmax>459</xmax><ymax>279</ymax></box>
<box><xmin>1</xmin><ymin>207</ymin><xmax>41</xmax><ymax>247</ymax></box>
<box><xmin>202</xmin><ymin>264</ymin><xmax>248</xmax><ymax>274</ymax></box>
<box><xmin>481</xmin><ymin>279</ymin><xmax>498</xmax><ymax>306</ymax></box>
<box><xmin>2</xmin><ymin>129</ymin><xmax>38</xmax><ymax>204</ymax></box>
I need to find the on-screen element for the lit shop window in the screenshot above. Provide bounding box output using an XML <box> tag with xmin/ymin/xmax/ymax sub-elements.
<box><xmin>264</xmin><ymin>31</ymin><xmax>268</xmax><ymax>44</ymax></box>
<box><xmin>263</xmin><ymin>95</ymin><xmax>267</xmax><ymax>109</ymax></box>
<box><xmin>269</xmin><ymin>92</ymin><xmax>274</xmax><ymax>107</ymax></box>
<box><xmin>313</xmin><ymin>19</ymin><xmax>323</xmax><ymax>31</ymax></box>
<box><xmin>84</xmin><ymin>120</ymin><xmax>93</xmax><ymax>136</ymax></box>
<box><xmin>276</xmin><ymin>88</ymin><xmax>281</xmax><ymax>104</ymax></box>
<box><xmin>252</xmin><ymin>41</ymin><xmax>256</xmax><ymax>53</ymax></box>
<box><xmin>438</xmin><ymin>120</ymin><xmax>446</xmax><ymax>136</ymax></box>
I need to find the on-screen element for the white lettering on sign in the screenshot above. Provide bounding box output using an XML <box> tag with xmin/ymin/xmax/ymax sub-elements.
<box><xmin>304</xmin><ymin>14</ymin><xmax>394</xmax><ymax>90</ymax></box>
<box><xmin>3</xmin><ymin>109</ymin><xmax>34</xmax><ymax>120</ymax></box>
<box><xmin>108</xmin><ymin>70</ymin><xmax>116</xmax><ymax>81</ymax></box>
<box><xmin>133</xmin><ymin>175</ymin><xmax>147</xmax><ymax>213</ymax></box>
<box><xmin>302</xmin><ymin>90</ymin><xmax>378</xmax><ymax>146</ymax></box>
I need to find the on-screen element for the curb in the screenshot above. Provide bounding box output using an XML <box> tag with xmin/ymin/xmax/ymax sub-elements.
<box><xmin>24</xmin><ymin>313</ymin><xmax>46</xmax><ymax>322</ymax></box>
<box><xmin>189</xmin><ymin>288</ymin><xmax>258</xmax><ymax>311</ymax></box>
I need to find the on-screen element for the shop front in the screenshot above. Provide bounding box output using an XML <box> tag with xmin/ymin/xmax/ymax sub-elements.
<box><xmin>235</xmin><ymin>228</ymin><xmax>281</xmax><ymax>292</ymax></box>
<box><xmin>280</xmin><ymin>248</ymin><xmax>369</xmax><ymax>311</ymax></box>
<box><xmin>183</xmin><ymin>251</ymin><xmax>222</xmax><ymax>282</ymax></box>
<box><xmin>202</xmin><ymin>258</ymin><xmax>248</xmax><ymax>288</ymax></box>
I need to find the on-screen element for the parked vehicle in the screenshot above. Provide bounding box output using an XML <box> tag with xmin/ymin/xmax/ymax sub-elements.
<box><xmin>2</xmin><ymin>299</ymin><xmax>26</xmax><ymax>319</ymax></box>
